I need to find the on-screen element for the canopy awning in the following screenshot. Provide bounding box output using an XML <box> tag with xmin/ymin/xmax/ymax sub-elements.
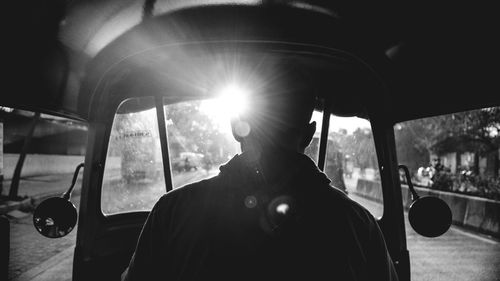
<box><xmin>5</xmin><ymin>1</ymin><xmax>497</xmax><ymax>123</ymax></box>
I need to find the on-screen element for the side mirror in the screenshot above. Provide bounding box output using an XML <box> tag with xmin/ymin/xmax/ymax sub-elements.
<box><xmin>33</xmin><ymin>163</ymin><xmax>83</xmax><ymax>238</ymax></box>
<box><xmin>408</xmin><ymin>195</ymin><xmax>452</xmax><ymax>237</ymax></box>
<box><xmin>33</xmin><ymin>197</ymin><xmax>77</xmax><ymax>238</ymax></box>
<box><xmin>399</xmin><ymin>165</ymin><xmax>452</xmax><ymax>238</ymax></box>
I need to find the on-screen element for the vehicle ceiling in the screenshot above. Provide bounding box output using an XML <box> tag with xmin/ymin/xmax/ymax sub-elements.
<box><xmin>5</xmin><ymin>0</ymin><xmax>497</xmax><ymax>124</ymax></box>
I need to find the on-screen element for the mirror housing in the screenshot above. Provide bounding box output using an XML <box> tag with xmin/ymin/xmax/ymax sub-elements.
<box><xmin>408</xmin><ymin>196</ymin><xmax>452</xmax><ymax>238</ymax></box>
<box><xmin>399</xmin><ymin>165</ymin><xmax>452</xmax><ymax>238</ymax></box>
<box><xmin>33</xmin><ymin>163</ymin><xmax>83</xmax><ymax>238</ymax></box>
<box><xmin>33</xmin><ymin>197</ymin><xmax>78</xmax><ymax>238</ymax></box>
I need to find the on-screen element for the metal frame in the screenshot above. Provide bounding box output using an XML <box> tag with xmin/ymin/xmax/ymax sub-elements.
<box><xmin>317</xmin><ymin>102</ymin><xmax>331</xmax><ymax>171</ymax></box>
<box><xmin>155</xmin><ymin>96</ymin><xmax>173</xmax><ymax>192</ymax></box>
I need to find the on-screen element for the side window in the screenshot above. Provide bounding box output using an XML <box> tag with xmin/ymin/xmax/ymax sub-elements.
<box><xmin>304</xmin><ymin>110</ymin><xmax>323</xmax><ymax>163</ymax></box>
<box><xmin>394</xmin><ymin>107</ymin><xmax>500</xmax><ymax>280</ymax></box>
<box><xmin>101</xmin><ymin>97</ymin><xmax>166</xmax><ymax>215</ymax></box>
<box><xmin>325</xmin><ymin>115</ymin><xmax>382</xmax><ymax>218</ymax></box>
<box><xmin>164</xmin><ymin>99</ymin><xmax>240</xmax><ymax>188</ymax></box>
<box><xmin>395</xmin><ymin>108</ymin><xmax>500</xmax><ymax>201</ymax></box>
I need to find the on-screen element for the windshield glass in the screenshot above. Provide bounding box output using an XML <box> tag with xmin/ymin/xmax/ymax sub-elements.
<box><xmin>164</xmin><ymin>98</ymin><xmax>240</xmax><ymax>189</ymax></box>
<box><xmin>101</xmin><ymin>97</ymin><xmax>380</xmax><ymax>216</ymax></box>
<box><xmin>101</xmin><ymin>97</ymin><xmax>166</xmax><ymax>215</ymax></box>
<box><xmin>326</xmin><ymin>115</ymin><xmax>382</xmax><ymax>218</ymax></box>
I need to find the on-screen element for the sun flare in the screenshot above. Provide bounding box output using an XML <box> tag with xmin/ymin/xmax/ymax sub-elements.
<box><xmin>200</xmin><ymin>83</ymin><xmax>250</xmax><ymax>132</ymax></box>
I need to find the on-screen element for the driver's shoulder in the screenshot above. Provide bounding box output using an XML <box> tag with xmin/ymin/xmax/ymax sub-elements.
<box><xmin>318</xmin><ymin>183</ymin><xmax>377</xmax><ymax>225</ymax></box>
<box><xmin>154</xmin><ymin>174</ymin><xmax>225</xmax><ymax>211</ymax></box>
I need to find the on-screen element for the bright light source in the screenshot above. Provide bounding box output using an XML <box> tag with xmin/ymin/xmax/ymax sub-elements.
<box><xmin>215</xmin><ymin>83</ymin><xmax>249</xmax><ymax>117</ymax></box>
<box><xmin>200</xmin><ymin>83</ymin><xmax>250</xmax><ymax>132</ymax></box>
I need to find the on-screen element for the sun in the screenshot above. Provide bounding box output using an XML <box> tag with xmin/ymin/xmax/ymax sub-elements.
<box><xmin>200</xmin><ymin>83</ymin><xmax>250</xmax><ymax>132</ymax></box>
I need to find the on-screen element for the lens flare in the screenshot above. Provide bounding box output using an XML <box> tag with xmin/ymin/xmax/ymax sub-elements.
<box><xmin>200</xmin><ymin>83</ymin><xmax>250</xmax><ymax>132</ymax></box>
<box><xmin>215</xmin><ymin>83</ymin><xmax>249</xmax><ymax>117</ymax></box>
<box><xmin>276</xmin><ymin>203</ymin><xmax>290</xmax><ymax>215</ymax></box>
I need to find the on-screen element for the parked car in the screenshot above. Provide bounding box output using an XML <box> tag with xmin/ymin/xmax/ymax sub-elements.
<box><xmin>172</xmin><ymin>152</ymin><xmax>203</xmax><ymax>173</ymax></box>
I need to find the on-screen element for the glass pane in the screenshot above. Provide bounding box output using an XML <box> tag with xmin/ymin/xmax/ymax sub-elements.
<box><xmin>101</xmin><ymin>97</ymin><xmax>166</xmax><ymax>215</ymax></box>
<box><xmin>394</xmin><ymin>107</ymin><xmax>500</xmax><ymax>281</ymax></box>
<box><xmin>326</xmin><ymin>115</ymin><xmax>383</xmax><ymax>218</ymax></box>
<box><xmin>164</xmin><ymin>99</ymin><xmax>240</xmax><ymax>189</ymax></box>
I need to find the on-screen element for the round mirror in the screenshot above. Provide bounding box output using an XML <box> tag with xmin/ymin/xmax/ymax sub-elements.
<box><xmin>33</xmin><ymin>197</ymin><xmax>78</xmax><ymax>238</ymax></box>
<box><xmin>408</xmin><ymin>196</ymin><xmax>452</xmax><ymax>238</ymax></box>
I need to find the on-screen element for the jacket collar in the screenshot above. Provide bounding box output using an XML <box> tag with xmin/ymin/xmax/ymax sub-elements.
<box><xmin>219</xmin><ymin>147</ymin><xmax>331</xmax><ymax>186</ymax></box>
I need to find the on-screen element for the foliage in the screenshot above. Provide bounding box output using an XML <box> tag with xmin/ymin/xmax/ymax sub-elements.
<box><xmin>396</xmin><ymin>108</ymin><xmax>500</xmax><ymax>156</ymax></box>
<box><xmin>108</xmin><ymin>98</ymin><xmax>239</xmax><ymax>180</ymax></box>
<box><xmin>430</xmin><ymin>171</ymin><xmax>454</xmax><ymax>191</ymax></box>
<box><xmin>415</xmin><ymin>169</ymin><xmax>500</xmax><ymax>201</ymax></box>
<box><xmin>394</xmin><ymin>115</ymin><xmax>459</xmax><ymax>171</ymax></box>
<box><xmin>396</xmin><ymin>107</ymin><xmax>500</xmax><ymax>176</ymax></box>
<box><xmin>165</xmin><ymin>101</ymin><xmax>238</xmax><ymax>165</ymax></box>
<box><xmin>330</xmin><ymin>128</ymin><xmax>378</xmax><ymax>171</ymax></box>
<box><xmin>396</xmin><ymin>107</ymin><xmax>500</xmax><ymax>200</ymax></box>
<box><xmin>394</xmin><ymin>124</ymin><xmax>431</xmax><ymax>172</ymax></box>
<box><xmin>440</xmin><ymin>107</ymin><xmax>500</xmax><ymax>154</ymax></box>
<box><xmin>473</xmin><ymin>176</ymin><xmax>500</xmax><ymax>201</ymax></box>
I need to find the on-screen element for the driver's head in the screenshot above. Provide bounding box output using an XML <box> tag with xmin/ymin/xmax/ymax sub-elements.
<box><xmin>231</xmin><ymin>61</ymin><xmax>317</xmax><ymax>153</ymax></box>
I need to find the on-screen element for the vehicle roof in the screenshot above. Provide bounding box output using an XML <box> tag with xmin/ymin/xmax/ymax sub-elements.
<box><xmin>5</xmin><ymin>1</ymin><xmax>497</xmax><ymax>124</ymax></box>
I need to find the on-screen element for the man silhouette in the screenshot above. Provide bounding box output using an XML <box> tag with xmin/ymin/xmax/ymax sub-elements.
<box><xmin>122</xmin><ymin>63</ymin><xmax>398</xmax><ymax>281</ymax></box>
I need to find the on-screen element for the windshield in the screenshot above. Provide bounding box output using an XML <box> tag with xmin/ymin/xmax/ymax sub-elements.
<box><xmin>101</xmin><ymin>97</ymin><xmax>381</xmax><ymax>217</ymax></box>
<box><xmin>164</xmin><ymin>98</ymin><xmax>240</xmax><ymax>188</ymax></box>
<box><xmin>101</xmin><ymin>97</ymin><xmax>166</xmax><ymax>214</ymax></box>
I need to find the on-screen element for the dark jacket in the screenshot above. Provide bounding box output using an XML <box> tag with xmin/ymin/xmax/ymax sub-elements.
<box><xmin>124</xmin><ymin>150</ymin><xmax>398</xmax><ymax>281</ymax></box>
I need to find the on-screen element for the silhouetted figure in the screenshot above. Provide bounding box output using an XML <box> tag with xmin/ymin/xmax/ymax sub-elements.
<box><xmin>123</xmin><ymin>63</ymin><xmax>398</xmax><ymax>281</ymax></box>
<box><xmin>184</xmin><ymin>157</ymin><xmax>190</xmax><ymax>171</ymax></box>
<box><xmin>430</xmin><ymin>158</ymin><xmax>444</xmax><ymax>184</ymax></box>
<box><xmin>326</xmin><ymin>150</ymin><xmax>347</xmax><ymax>193</ymax></box>
<box><xmin>433</xmin><ymin>158</ymin><xmax>444</xmax><ymax>173</ymax></box>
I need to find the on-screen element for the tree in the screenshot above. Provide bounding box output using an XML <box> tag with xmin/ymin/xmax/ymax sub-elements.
<box><xmin>394</xmin><ymin>114</ymin><xmax>463</xmax><ymax>172</ymax></box>
<box><xmin>347</xmin><ymin>128</ymin><xmax>378</xmax><ymax>172</ymax></box>
<box><xmin>442</xmin><ymin>108</ymin><xmax>500</xmax><ymax>176</ymax></box>
<box><xmin>9</xmin><ymin>112</ymin><xmax>41</xmax><ymax>199</ymax></box>
<box><xmin>394</xmin><ymin>124</ymin><xmax>429</xmax><ymax>172</ymax></box>
<box><xmin>394</xmin><ymin>107</ymin><xmax>500</xmax><ymax>177</ymax></box>
<box><xmin>165</xmin><ymin>101</ymin><xmax>238</xmax><ymax>164</ymax></box>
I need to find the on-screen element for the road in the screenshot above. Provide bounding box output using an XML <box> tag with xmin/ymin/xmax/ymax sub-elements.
<box><xmin>348</xmin><ymin>193</ymin><xmax>500</xmax><ymax>281</ymax></box>
<box><xmin>7</xmin><ymin>171</ymin><xmax>500</xmax><ymax>281</ymax></box>
<box><xmin>8</xmin><ymin>196</ymin><xmax>79</xmax><ymax>281</ymax></box>
<box><xmin>8</xmin><ymin>169</ymin><xmax>214</xmax><ymax>281</ymax></box>
<box><xmin>344</xmin><ymin>176</ymin><xmax>500</xmax><ymax>281</ymax></box>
